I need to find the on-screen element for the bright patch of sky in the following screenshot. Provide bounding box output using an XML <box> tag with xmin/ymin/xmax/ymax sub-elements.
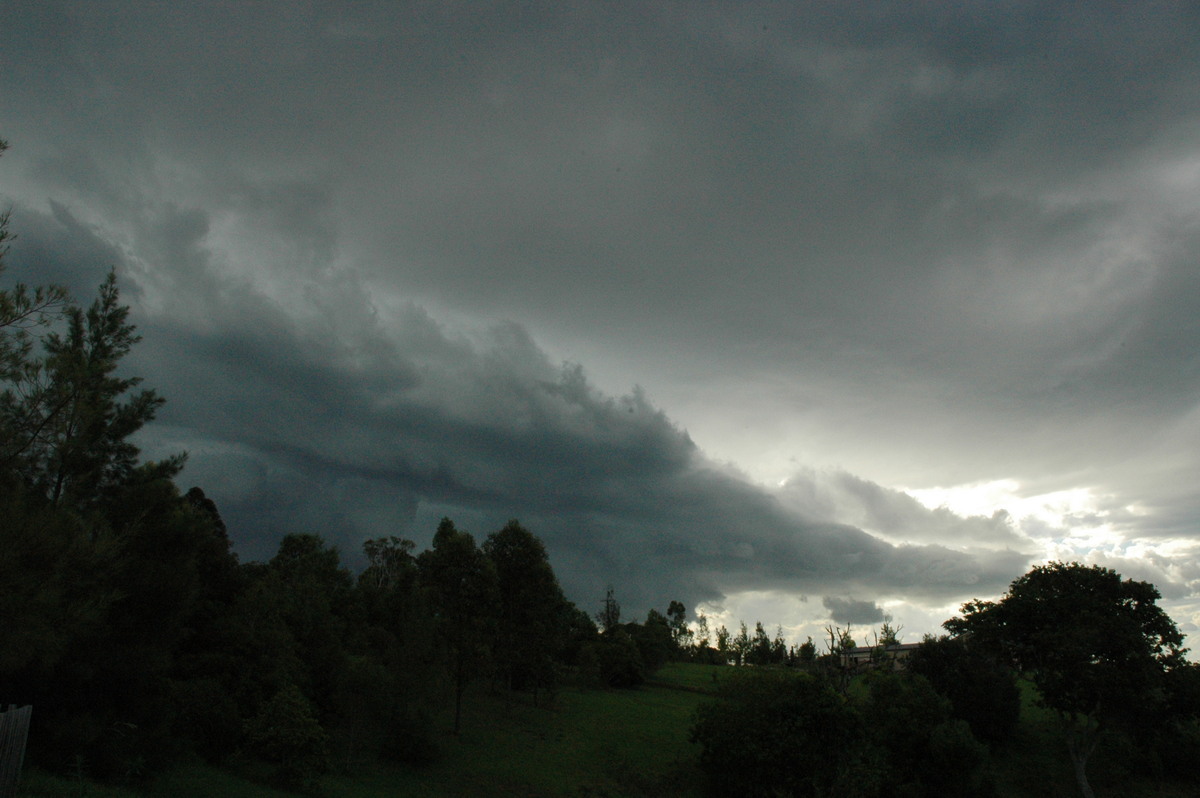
<box><xmin>908</xmin><ymin>480</ymin><xmax>1128</xmax><ymax>553</ymax></box>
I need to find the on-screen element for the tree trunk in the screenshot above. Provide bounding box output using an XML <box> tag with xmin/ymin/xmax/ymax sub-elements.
<box><xmin>1064</xmin><ymin>714</ymin><xmax>1101</xmax><ymax>798</ymax></box>
<box><xmin>452</xmin><ymin>658</ymin><xmax>465</xmax><ymax>735</ymax></box>
<box><xmin>1069</xmin><ymin>746</ymin><xmax>1095</xmax><ymax>798</ymax></box>
<box><xmin>453</xmin><ymin>681</ymin><xmax>463</xmax><ymax>736</ymax></box>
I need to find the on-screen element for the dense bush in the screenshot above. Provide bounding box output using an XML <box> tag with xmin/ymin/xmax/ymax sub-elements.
<box><xmin>860</xmin><ymin>671</ymin><xmax>994</xmax><ymax>797</ymax></box>
<box><xmin>244</xmin><ymin>684</ymin><xmax>330</xmax><ymax>790</ymax></box>
<box><xmin>690</xmin><ymin>668</ymin><xmax>995</xmax><ymax>798</ymax></box>
<box><xmin>691</xmin><ymin>669</ymin><xmax>879</xmax><ymax>797</ymax></box>
<box><xmin>907</xmin><ymin>635</ymin><xmax>1020</xmax><ymax>745</ymax></box>
<box><xmin>583</xmin><ymin>630</ymin><xmax>646</xmax><ymax>688</ymax></box>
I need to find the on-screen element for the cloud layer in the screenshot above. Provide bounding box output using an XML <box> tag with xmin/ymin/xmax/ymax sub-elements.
<box><xmin>3</xmin><ymin>2</ymin><xmax>1199</xmax><ymax>635</ymax></box>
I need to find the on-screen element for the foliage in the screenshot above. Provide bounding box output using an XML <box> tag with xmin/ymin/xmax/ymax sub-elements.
<box><xmin>0</xmin><ymin>263</ymin><xmax>240</xmax><ymax>776</ymax></box>
<box><xmin>691</xmin><ymin>669</ymin><xmax>880</xmax><ymax>797</ymax></box>
<box><xmin>714</xmin><ymin>624</ymin><xmax>730</xmax><ymax>663</ymax></box>
<box><xmin>244</xmin><ymin>683</ymin><xmax>330</xmax><ymax>790</ymax></box>
<box><xmin>418</xmin><ymin>518</ymin><xmax>499</xmax><ymax>734</ymax></box>
<box><xmin>946</xmin><ymin>561</ymin><xmax>1186</xmax><ymax>798</ymax></box>
<box><xmin>0</xmin><ymin>140</ymin><xmax>68</xmax><ymax>403</ymax></box>
<box><xmin>3</xmin><ymin>271</ymin><xmax>183</xmax><ymax>510</ymax></box>
<box><xmin>875</xmin><ymin>621</ymin><xmax>901</xmax><ymax>647</ymax></box>
<box><xmin>483</xmin><ymin>519</ymin><xmax>570</xmax><ymax>700</ymax></box>
<box><xmin>690</xmin><ymin>665</ymin><xmax>997</xmax><ymax>798</ymax></box>
<box><xmin>924</xmin><ymin>718</ymin><xmax>993</xmax><ymax>796</ymax></box>
<box><xmin>667</xmin><ymin>600</ymin><xmax>693</xmax><ymax>654</ymax></box>
<box><xmin>584</xmin><ymin>629</ymin><xmax>646</xmax><ymax>688</ymax></box>
<box><xmin>793</xmin><ymin>636</ymin><xmax>817</xmax><ymax>666</ymax></box>
<box><xmin>860</xmin><ymin>670</ymin><xmax>994</xmax><ymax>796</ymax></box>
<box><xmin>265</xmin><ymin>533</ymin><xmax>354</xmax><ymax>716</ymax></box>
<box><xmin>630</xmin><ymin>610</ymin><xmax>674</xmax><ymax>673</ymax></box>
<box><xmin>907</xmin><ymin>634</ymin><xmax>1020</xmax><ymax>744</ymax></box>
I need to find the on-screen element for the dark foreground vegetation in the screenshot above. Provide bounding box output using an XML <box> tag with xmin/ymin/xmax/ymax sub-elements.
<box><xmin>4</xmin><ymin>137</ymin><xmax>1200</xmax><ymax>797</ymax></box>
<box><xmin>11</xmin><ymin>660</ymin><xmax>1200</xmax><ymax>798</ymax></box>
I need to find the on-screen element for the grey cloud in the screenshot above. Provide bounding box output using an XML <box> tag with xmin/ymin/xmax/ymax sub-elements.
<box><xmin>121</xmin><ymin>245</ymin><xmax>1023</xmax><ymax>612</ymax></box>
<box><xmin>9</xmin><ymin>1</ymin><xmax>1197</xmax><ymax>412</ymax></box>
<box><xmin>822</xmin><ymin>596</ymin><xmax>885</xmax><ymax>626</ymax></box>
<box><xmin>5</xmin><ymin>2</ymin><xmax>1200</xmax><ymax>630</ymax></box>
<box><xmin>778</xmin><ymin>468</ymin><xmax>1031</xmax><ymax>550</ymax></box>
<box><xmin>4</xmin><ymin>202</ymin><xmax>126</xmax><ymax>300</ymax></box>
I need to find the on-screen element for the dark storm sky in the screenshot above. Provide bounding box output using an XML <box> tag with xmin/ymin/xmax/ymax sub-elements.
<box><xmin>3</xmin><ymin>1</ymin><xmax>1199</xmax><ymax>638</ymax></box>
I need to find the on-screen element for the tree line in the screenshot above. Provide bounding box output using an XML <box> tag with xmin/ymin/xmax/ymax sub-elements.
<box><xmin>689</xmin><ymin>562</ymin><xmax>1200</xmax><ymax>798</ymax></box>
<box><xmin>0</xmin><ymin>252</ymin><xmax>683</xmax><ymax>785</ymax></box>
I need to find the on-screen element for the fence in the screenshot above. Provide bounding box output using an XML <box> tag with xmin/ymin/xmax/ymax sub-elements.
<box><xmin>0</xmin><ymin>705</ymin><xmax>31</xmax><ymax>798</ymax></box>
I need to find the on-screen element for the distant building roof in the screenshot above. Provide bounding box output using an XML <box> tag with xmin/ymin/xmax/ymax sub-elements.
<box><xmin>841</xmin><ymin>642</ymin><xmax>922</xmax><ymax>671</ymax></box>
<box><xmin>845</xmin><ymin>642</ymin><xmax>920</xmax><ymax>657</ymax></box>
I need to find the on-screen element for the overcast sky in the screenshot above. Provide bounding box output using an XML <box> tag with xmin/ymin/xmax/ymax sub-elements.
<box><xmin>3</xmin><ymin>1</ymin><xmax>1200</xmax><ymax>645</ymax></box>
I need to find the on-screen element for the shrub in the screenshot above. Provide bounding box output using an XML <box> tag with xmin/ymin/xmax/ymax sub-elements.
<box><xmin>690</xmin><ymin>669</ymin><xmax>880</xmax><ymax>797</ymax></box>
<box><xmin>583</xmin><ymin>630</ymin><xmax>646</xmax><ymax>688</ymax></box>
<box><xmin>244</xmin><ymin>683</ymin><xmax>330</xmax><ymax>790</ymax></box>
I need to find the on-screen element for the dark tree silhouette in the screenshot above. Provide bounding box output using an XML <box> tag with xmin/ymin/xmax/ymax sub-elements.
<box><xmin>946</xmin><ymin>561</ymin><xmax>1185</xmax><ymax>798</ymax></box>
<box><xmin>484</xmin><ymin>519</ymin><xmax>570</xmax><ymax>702</ymax></box>
<box><xmin>418</xmin><ymin>518</ymin><xmax>498</xmax><ymax>734</ymax></box>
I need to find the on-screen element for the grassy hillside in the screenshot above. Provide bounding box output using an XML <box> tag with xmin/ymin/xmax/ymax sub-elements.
<box><xmin>17</xmin><ymin>663</ymin><xmax>1200</xmax><ymax>798</ymax></box>
<box><xmin>18</xmin><ymin>664</ymin><xmax>715</xmax><ymax>798</ymax></box>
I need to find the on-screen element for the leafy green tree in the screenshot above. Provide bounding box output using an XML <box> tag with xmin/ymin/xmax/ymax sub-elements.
<box><xmin>0</xmin><ymin>230</ymin><xmax>234</xmax><ymax>772</ymax></box>
<box><xmin>666</xmin><ymin>600</ymin><xmax>692</xmax><ymax>655</ymax></box>
<box><xmin>732</xmin><ymin>622</ymin><xmax>750</xmax><ymax>666</ymax></box>
<box><xmin>265</xmin><ymin>533</ymin><xmax>355</xmax><ymax>717</ymax></box>
<box><xmin>694</xmin><ymin>611</ymin><xmax>710</xmax><ymax>650</ymax></box>
<box><xmin>867</xmin><ymin>622</ymin><xmax>904</xmax><ymax>670</ymax></box>
<box><xmin>360</xmin><ymin>535</ymin><xmax>417</xmax><ymax>591</ymax></box>
<box><xmin>583</xmin><ymin>628</ymin><xmax>646</xmax><ymax>688</ymax></box>
<box><xmin>0</xmin><ymin>137</ymin><xmax>65</xmax><ymax>476</ymax></box>
<box><xmin>924</xmin><ymin>719</ymin><xmax>992</xmax><ymax>797</ymax></box>
<box><xmin>0</xmin><ymin>476</ymin><xmax>250</xmax><ymax>774</ymax></box>
<box><xmin>835</xmin><ymin>625</ymin><xmax>857</xmax><ymax>653</ymax></box>
<box><xmin>245</xmin><ymin>683</ymin><xmax>330</xmax><ymax>790</ymax></box>
<box><xmin>100</xmin><ymin>479</ymin><xmax>245</xmax><ymax>766</ymax></box>
<box><xmin>350</xmin><ymin>535</ymin><xmax>438</xmax><ymax>764</ymax></box>
<box><xmin>418</xmin><ymin>518</ymin><xmax>498</xmax><ymax>734</ymax></box>
<box><xmin>483</xmin><ymin>520</ymin><xmax>569</xmax><ymax>702</ymax></box>
<box><xmin>860</xmin><ymin>670</ymin><xmax>993</xmax><ymax>796</ymax></box>
<box><xmin>629</xmin><ymin>610</ymin><xmax>674</xmax><ymax>673</ymax></box>
<box><xmin>555</xmin><ymin>601</ymin><xmax>599</xmax><ymax>670</ymax></box>
<box><xmin>747</xmin><ymin>621</ymin><xmax>772</xmax><ymax>666</ymax></box>
<box><xmin>876</xmin><ymin>621</ymin><xmax>901</xmax><ymax>647</ymax></box>
<box><xmin>818</xmin><ymin>623</ymin><xmax>860</xmax><ymax>691</ymax></box>
<box><xmin>946</xmin><ymin>561</ymin><xmax>1186</xmax><ymax>798</ymax></box>
<box><xmin>0</xmin><ymin>487</ymin><xmax>114</xmax><ymax>677</ymax></box>
<box><xmin>715</xmin><ymin>624</ymin><xmax>731</xmax><ymax>664</ymax></box>
<box><xmin>357</xmin><ymin>535</ymin><xmax>426</xmax><ymax>657</ymax></box>
<box><xmin>691</xmin><ymin>612</ymin><xmax>724</xmax><ymax>664</ymax></box>
<box><xmin>907</xmin><ymin>635</ymin><xmax>1019</xmax><ymax>745</ymax></box>
<box><xmin>1157</xmin><ymin>662</ymin><xmax>1200</xmax><ymax>779</ymax></box>
<box><xmin>2</xmin><ymin>270</ymin><xmax>182</xmax><ymax>509</ymax></box>
<box><xmin>792</xmin><ymin>636</ymin><xmax>817</xmax><ymax>667</ymax></box>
